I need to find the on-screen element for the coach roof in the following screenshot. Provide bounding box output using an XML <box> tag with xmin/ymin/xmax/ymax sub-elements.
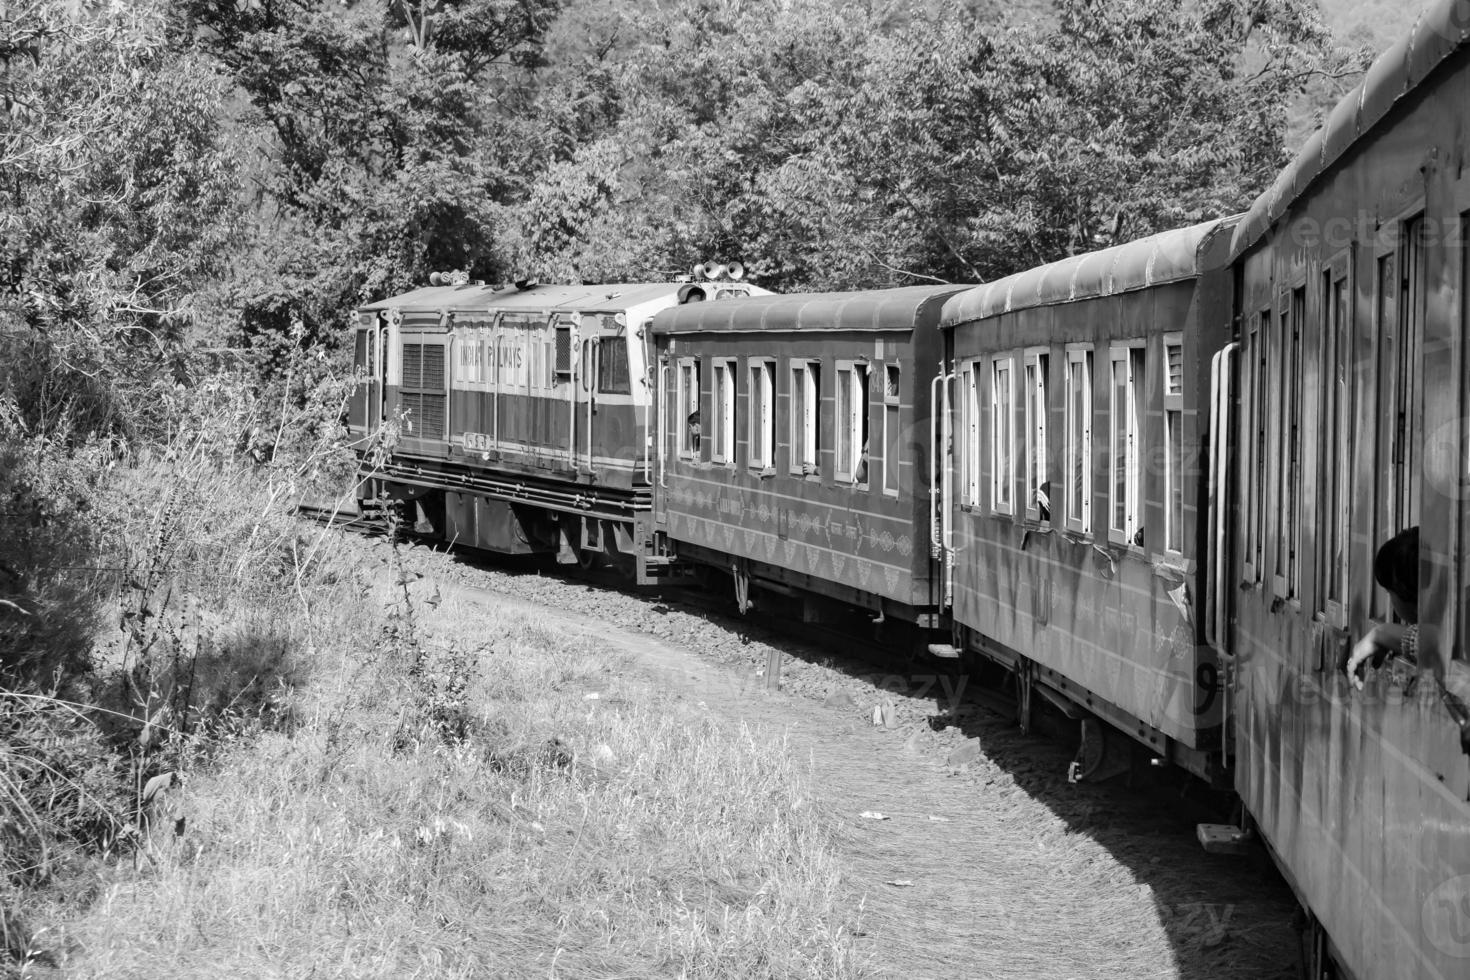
<box><xmin>1232</xmin><ymin>0</ymin><xmax>1470</xmax><ymax>255</ymax></box>
<box><xmin>939</xmin><ymin>217</ymin><xmax>1236</xmax><ymax>327</ymax></box>
<box><xmin>650</xmin><ymin>284</ymin><xmax>968</xmax><ymax>335</ymax></box>
<box><xmin>361</xmin><ymin>281</ymin><xmax>687</xmax><ymax>313</ymax></box>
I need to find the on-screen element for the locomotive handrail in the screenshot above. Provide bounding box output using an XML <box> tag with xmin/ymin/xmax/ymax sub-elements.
<box><xmin>489</xmin><ymin>311</ymin><xmax>503</xmax><ymax>450</ymax></box>
<box><xmin>579</xmin><ymin>339</ymin><xmax>590</xmax><ymax>473</ymax></box>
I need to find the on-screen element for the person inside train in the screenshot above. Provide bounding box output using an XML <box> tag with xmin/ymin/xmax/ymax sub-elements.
<box><xmin>1346</xmin><ymin>525</ymin><xmax>1419</xmax><ymax>689</ymax></box>
<box><xmin>687</xmin><ymin>410</ymin><xmax>701</xmax><ymax>452</ymax></box>
<box><xmin>1035</xmin><ymin>481</ymin><xmax>1051</xmax><ymax>522</ymax></box>
<box><xmin>854</xmin><ymin>440</ymin><xmax>869</xmax><ymax>485</ymax></box>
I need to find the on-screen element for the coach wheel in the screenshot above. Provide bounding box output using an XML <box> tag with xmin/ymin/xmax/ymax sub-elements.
<box><xmin>1297</xmin><ymin>908</ymin><xmax>1339</xmax><ymax>980</ymax></box>
<box><xmin>1068</xmin><ymin>717</ymin><xmax>1106</xmax><ymax>783</ymax></box>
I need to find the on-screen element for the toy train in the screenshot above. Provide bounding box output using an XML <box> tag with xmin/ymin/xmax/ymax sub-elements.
<box><xmin>349</xmin><ymin>3</ymin><xmax>1470</xmax><ymax>976</ymax></box>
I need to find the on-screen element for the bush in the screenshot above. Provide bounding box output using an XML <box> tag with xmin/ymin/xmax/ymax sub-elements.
<box><xmin>0</xmin><ymin>410</ymin><xmax>115</xmax><ymax>690</ymax></box>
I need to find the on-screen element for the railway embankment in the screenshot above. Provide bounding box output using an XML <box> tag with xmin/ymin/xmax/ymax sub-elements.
<box><xmin>13</xmin><ymin>499</ymin><xmax>859</xmax><ymax>977</ymax></box>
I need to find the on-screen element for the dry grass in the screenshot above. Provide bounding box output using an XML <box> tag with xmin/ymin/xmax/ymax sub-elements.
<box><xmin>53</xmin><ymin>562</ymin><xmax>867</xmax><ymax>979</ymax></box>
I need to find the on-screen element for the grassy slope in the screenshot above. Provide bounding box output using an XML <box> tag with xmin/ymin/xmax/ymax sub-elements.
<box><xmin>58</xmin><ymin>530</ymin><xmax>863</xmax><ymax>979</ymax></box>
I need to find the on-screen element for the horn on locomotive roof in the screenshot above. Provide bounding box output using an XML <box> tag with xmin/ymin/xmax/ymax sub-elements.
<box><xmin>428</xmin><ymin>269</ymin><xmax>471</xmax><ymax>286</ymax></box>
<box><xmin>702</xmin><ymin>263</ymin><xmax>728</xmax><ymax>281</ymax></box>
<box><xmin>725</xmin><ymin>261</ymin><xmax>744</xmax><ymax>281</ymax></box>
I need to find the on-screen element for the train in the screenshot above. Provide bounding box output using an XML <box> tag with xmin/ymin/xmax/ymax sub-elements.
<box><xmin>348</xmin><ymin>3</ymin><xmax>1470</xmax><ymax>976</ymax></box>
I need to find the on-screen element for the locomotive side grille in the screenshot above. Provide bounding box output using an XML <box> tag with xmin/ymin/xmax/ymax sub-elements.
<box><xmin>555</xmin><ymin>326</ymin><xmax>572</xmax><ymax>376</ymax></box>
<box><xmin>421</xmin><ymin>344</ymin><xmax>445</xmax><ymax>389</ymax></box>
<box><xmin>402</xmin><ymin>343</ymin><xmax>424</xmax><ymax>389</ymax></box>
<box><xmin>399</xmin><ymin>392</ymin><xmax>446</xmax><ymax>439</ymax></box>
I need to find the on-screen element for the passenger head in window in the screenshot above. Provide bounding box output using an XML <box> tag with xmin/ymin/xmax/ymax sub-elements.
<box><xmin>687</xmin><ymin>410</ymin><xmax>701</xmax><ymax>452</ymax></box>
<box><xmin>1035</xmin><ymin>481</ymin><xmax>1051</xmax><ymax>522</ymax></box>
<box><xmin>1373</xmin><ymin>525</ymin><xmax>1418</xmax><ymax>624</ymax></box>
<box><xmin>1347</xmin><ymin>526</ymin><xmax>1419</xmax><ymax>689</ymax></box>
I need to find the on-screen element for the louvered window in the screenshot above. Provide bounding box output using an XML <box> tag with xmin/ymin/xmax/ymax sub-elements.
<box><xmin>554</xmin><ymin>325</ymin><xmax>572</xmax><ymax>379</ymax></box>
<box><xmin>1166</xmin><ymin>344</ymin><xmax>1183</xmax><ymax>396</ymax></box>
<box><xmin>1164</xmin><ymin>335</ymin><xmax>1184</xmax><ymax>553</ymax></box>
<box><xmin>399</xmin><ymin>340</ymin><xmax>447</xmax><ymax>440</ymax></box>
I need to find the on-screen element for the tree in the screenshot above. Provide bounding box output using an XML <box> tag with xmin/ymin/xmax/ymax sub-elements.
<box><xmin>0</xmin><ymin>1</ymin><xmax>244</xmax><ymax>439</ymax></box>
<box><xmin>178</xmin><ymin>0</ymin><xmax>563</xmax><ymax>364</ymax></box>
<box><xmin>500</xmin><ymin>0</ymin><xmax>1357</xmax><ymax>291</ymax></box>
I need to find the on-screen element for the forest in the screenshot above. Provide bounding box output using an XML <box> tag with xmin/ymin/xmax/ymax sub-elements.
<box><xmin>0</xmin><ymin>0</ymin><xmax>1382</xmax><ymax>972</ymax></box>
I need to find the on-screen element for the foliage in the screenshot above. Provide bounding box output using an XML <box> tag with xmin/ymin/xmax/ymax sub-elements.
<box><xmin>178</xmin><ymin>0</ymin><xmax>564</xmax><ymax>363</ymax></box>
<box><xmin>499</xmin><ymin>0</ymin><xmax>1359</xmax><ymax>290</ymax></box>
<box><xmin>0</xmin><ymin>405</ymin><xmax>114</xmax><ymax>688</ymax></box>
<box><xmin>0</xmin><ymin>2</ymin><xmax>244</xmax><ymax>442</ymax></box>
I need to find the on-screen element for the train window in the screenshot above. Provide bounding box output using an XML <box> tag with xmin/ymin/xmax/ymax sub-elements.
<box><xmin>1320</xmin><ymin>259</ymin><xmax>1352</xmax><ymax>625</ymax></box>
<box><xmin>1243</xmin><ymin>313</ymin><xmax>1268</xmax><ymax>582</ymax></box>
<box><xmin>1023</xmin><ymin>350</ymin><xmax>1049</xmax><ymax>523</ymax></box>
<box><xmin>748</xmin><ymin>359</ymin><xmax>775</xmax><ymax>472</ymax></box>
<box><xmin>790</xmin><ymin>360</ymin><xmax>821</xmax><ymax>477</ymax></box>
<box><xmin>883</xmin><ymin>365</ymin><xmax>901</xmax><ymax>497</ymax></box>
<box><xmin>836</xmin><ymin>362</ymin><xmax>870</xmax><ymax>487</ymax></box>
<box><xmin>597</xmin><ymin>339</ymin><xmax>630</xmax><ymax>395</ymax></box>
<box><xmin>712</xmin><ymin>358</ymin><xmax>737</xmax><ymax>465</ymax></box>
<box><xmin>991</xmin><ymin>354</ymin><xmax>1017</xmax><ymax>516</ymax></box>
<box><xmin>1460</xmin><ymin>213</ymin><xmax>1470</xmax><ymax>662</ymax></box>
<box><xmin>1163</xmin><ymin>335</ymin><xmax>1184</xmax><ymax>554</ymax></box>
<box><xmin>1371</xmin><ymin>253</ymin><xmax>1396</xmax><ymax>620</ymax></box>
<box><xmin>1396</xmin><ymin>216</ymin><xmax>1425</xmax><ymax>532</ymax></box>
<box><xmin>677</xmin><ymin>357</ymin><xmax>700</xmax><ymax>460</ymax></box>
<box><xmin>1274</xmin><ymin>288</ymin><xmax>1305</xmax><ymax>601</ymax></box>
<box><xmin>1065</xmin><ymin>346</ymin><xmax>1093</xmax><ymax>534</ymax></box>
<box><xmin>964</xmin><ymin>362</ymin><xmax>982</xmax><ymax>506</ymax></box>
<box><xmin>1108</xmin><ymin>345</ymin><xmax>1145</xmax><ymax>547</ymax></box>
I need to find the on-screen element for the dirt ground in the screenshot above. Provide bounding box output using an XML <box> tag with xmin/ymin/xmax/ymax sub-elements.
<box><xmin>429</xmin><ymin>568</ymin><xmax>1301</xmax><ymax>980</ymax></box>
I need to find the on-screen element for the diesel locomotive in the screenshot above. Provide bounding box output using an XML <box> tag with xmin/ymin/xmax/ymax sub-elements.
<box><xmin>350</xmin><ymin>2</ymin><xmax>1470</xmax><ymax>975</ymax></box>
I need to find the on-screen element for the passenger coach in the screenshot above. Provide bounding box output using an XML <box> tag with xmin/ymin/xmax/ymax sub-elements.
<box><xmin>1223</xmin><ymin>1</ymin><xmax>1470</xmax><ymax>974</ymax></box>
<box><xmin>649</xmin><ymin>287</ymin><xmax>968</xmax><ymax>627</ymax></box>
<box><xmin>936</xmin><ymin>220</ymin><xmax>1238</xmax><ymax>783</ymax></box>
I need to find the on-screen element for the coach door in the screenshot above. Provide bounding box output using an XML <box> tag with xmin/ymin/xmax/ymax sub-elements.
<box><xmin>930</xmin><ymin>361</ymin><xmax>955</xmax><ymax>609</ymax></box>
<box><xmin>350</xmin><ymin>315</ymin><xmax>385</xmax><ymax>442</ymax></box>
<box><xmin>574</xmin><ymin>318</ymin><xmax>595</xmax><ymax>476</ymax></box>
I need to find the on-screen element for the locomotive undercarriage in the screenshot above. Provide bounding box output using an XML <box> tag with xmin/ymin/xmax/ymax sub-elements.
<box><xmin>360</xmin><ymin>462</ymin><xmax>691</xmax><ymax>585</ymax></box>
